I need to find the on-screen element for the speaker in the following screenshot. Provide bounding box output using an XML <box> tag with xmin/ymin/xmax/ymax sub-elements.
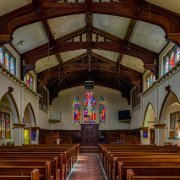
<box><xmin>84</xmin><ymin>81</ymin><xmax>94</xmax><ymax>89</ymax></box>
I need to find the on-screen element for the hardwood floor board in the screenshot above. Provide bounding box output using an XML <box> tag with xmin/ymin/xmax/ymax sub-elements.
<box><xmin>67</xmin><ymin>153</ymin><xmax>106</xmax><ymax>180</ymax></box>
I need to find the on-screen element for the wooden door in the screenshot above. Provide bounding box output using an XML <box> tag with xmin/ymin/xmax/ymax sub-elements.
<box><xmin>81</xmin><ymin>124</ymin><xmax>98</xmax><ymax>145</ymax></box>
<box><xmin>150</xmin><ymin>129</ymin><xmax>155</xmax><ymax>144</ymax></box>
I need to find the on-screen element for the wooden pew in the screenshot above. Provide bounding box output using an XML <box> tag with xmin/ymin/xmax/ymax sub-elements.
<box><xmin>127</xmin><ymin>169</ymin><xmax>180</xmax><ymax>180</ymax></box>
<box><xmin>0</xmin><ymin>144</ymin><xmax>79</xmax><ymax>180</ymax></box>
<box><xmin>118</xmin><ymin>161</ymin><xmax>180</xmax><ymax>180</ymax></box>
<box><xmin>98</xmin><ymin>144</ymin><xmax>180</xmax><ymax>180</ymax></box>
<box><xmin>0</xmin><ymin>168</ymin><xmax>41</xmax><ymax>180</ymax></box>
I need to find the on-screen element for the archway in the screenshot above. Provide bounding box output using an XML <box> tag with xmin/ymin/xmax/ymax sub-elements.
<box><xmin>0</xmin><ymin>92</ymin><xmax>20</xmax><ymax>145</ymax></box>
<box><xmin>159</xmin><ymin>91</ymin><xmax>180</xmax><ymax>143</ymax></box>
<box><xmin>23</xmin><ymin>103</ymin><xmax>36</xmax><ymax>144</ymax></box>
<box><xmin>142</xmin><ymin>103</ymin><xmax>156</xmax><ymax>145</ymax></box>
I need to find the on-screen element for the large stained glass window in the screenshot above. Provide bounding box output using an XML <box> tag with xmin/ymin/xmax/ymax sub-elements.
<box><xmin>73</xmin><ymin>95</ymin><xmax>81</xmax><ymax>124</ymax></box>
<box><xmin>0</xmin><ymin>112</ymin><xmax>10</xmax><ymax>139</ymax></box>
<box><xmin>24</xmin><ymin>72</ymin><xmax>34</xmax><ymax>90</ymax></box>
<box><xmin>0</xmin><ymin>47</ymin><xmax>16</xmax><ymax>75</ymax></box>
<box><xmin>84</xmin><ymin>92</ymin><xmax>96</xmax><ymax>124</ymax></box>
<box><xmin>163</xmin><ymin>45</ymin><xmax>180</xmax><ymax>75</ymax></box>
<box><xmin>99</xmin><ymin>96</ymin><xmax>106</xmax><ymax>123</ymax></box>
<box><xmin>146</xmin><ymin>72</ymin><xmax>155</xmax><ymax>89</ymax></box>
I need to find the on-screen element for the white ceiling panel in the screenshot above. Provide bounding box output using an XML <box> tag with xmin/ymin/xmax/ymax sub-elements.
<box><xmin>60</xmin><ymin>49</ymin><xmax>87</xmax><ymax>63</ymax></box>
<box><xmin>12</xmin><ymin>22</ymin><xmax>48</xmax><ymax>54</ymax></box>
<box><xmin>130</xmin><ymin>21</ymin><xmax>167</xmax><ymax>53</ymax></box>
<box><xmin>35</xmin><ymin>55</ymin><xmax>59</xmax><ymax>73</ymax></box>
<box><xmin>93</xmin><ymin>14</ymin><xmax>130</xmax><ymax>39</ymax></box>
<box><xmin>121</xmin><ymin>55</ymin><xmax>144</xmax><ymax>73</ymax></box>
<box><xmin>146</xmin><ymin>0</ymin><xmax>180</xmax><ymax>14</ymax></box>
<box><xmin>92</xmin><ymin>49</ymin><xmax>119</xmax><ymax>62</ymax></box>
<box><xmin>48</xmin><ymin>14</ymin><xmax>85</xmax><ymax>39</ymax></box>
<box><xmin>0</xmin><ymin>0</ymin><xmax>32</xmax><ymax>16</ymax></box>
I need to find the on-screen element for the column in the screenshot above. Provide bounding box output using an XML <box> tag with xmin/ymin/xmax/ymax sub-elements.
<box><xmin>12</xmin><ymin>123</ymin><xmax>25</xmax><ymax>146</ymax></box>
<box><xmin>153</xmin><ymin>123</ymin><xmax>166</xmax><ymax>146</ymax></box>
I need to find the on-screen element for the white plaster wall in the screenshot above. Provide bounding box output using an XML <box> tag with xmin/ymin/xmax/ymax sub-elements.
<box><xmin>131</xmin><ymin>63</ymin><xmax>179</xmax><ymax>145</ymax></box>
<box><xmin>0</xmin><ymin>72</ymin><xmax>40</xmax><ymax>126</ymax></box>
<box><xmin>50</xmin><ymin>86</ymin><xmax>131</xmax><ymax>130</ymax></box>
<box><xmin>39</xmin><ymin>109</ymin><xmax>49</xmax><ymax>129</ymax></box>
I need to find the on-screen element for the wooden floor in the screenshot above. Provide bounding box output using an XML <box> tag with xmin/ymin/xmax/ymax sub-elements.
<box><xmin>67</xmin><ymin>153</ymin><xmax>106</xmax><ymax>180</ymax></box>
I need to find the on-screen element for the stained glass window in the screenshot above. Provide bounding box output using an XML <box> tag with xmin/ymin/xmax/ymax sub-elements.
<box><xmin>175</xmin><ymin>46</ymin><xmax>180</xmax><ymax>63</ymax></box>
<box><xmin>0</xmin><ymin>48</ymin><xmax>4</xmax><ymax>65</ymax></box>
<box><xmin>163</xmin><ymin>45</ymin><xmax>180</xmax><ymax>75</ymax></box>
<box><xmin>24</xmin><ymin>72</ymin><xmax>34</xmax><ymax>90</ymax></box>
<box><xmin>0</xmin><ymin>112</ymin><xmax>10</xmax><ymax>139</ymax></box>
<box><xmin>164</xmin><ymin>56</ymin><xmax>169</xmax><ymax>74</ymax></box>
<box><xmin>4</xmin><ymin>51</ymin><xmax>9</xmax><ymax>70</ymax></box>
<box><xmin>99</xmin><ymin>96</ymin><xmax>106</xmax><ymax>123</ymax></box>
<box><xmin>0</xmin><ymin>47</ymin><xmax>16</xmax><ymax>75</ymax></box>
<box><xmin>84</xmin><ymin>91</ymin><xmax>96</xmax><ymax>124</ymax></box>
<box><xmin>73</xmin><ymin>95</ymin><xmax>81</xmax><ymax>124</ymax></box>
<box><xmin>9</xmin><ymin>57</ymin><xmax>16</xmax><ymax>75</ymax></box>
<box><xmin>146</xmin><ymin>72</ymin><xmax>155</xmax><ymax>89</ymax></box>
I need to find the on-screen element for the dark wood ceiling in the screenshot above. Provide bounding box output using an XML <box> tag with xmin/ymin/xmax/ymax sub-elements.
<box><xmin>0</xmin><ymin>0</ymin><xmax>179</xmax><ymax>102</ymax></box>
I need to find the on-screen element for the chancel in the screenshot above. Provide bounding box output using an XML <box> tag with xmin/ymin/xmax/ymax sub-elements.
<box><xmin>0</xmin><ymin>0</ymin><xmax>179</xmax><ymax>179</ymax></box>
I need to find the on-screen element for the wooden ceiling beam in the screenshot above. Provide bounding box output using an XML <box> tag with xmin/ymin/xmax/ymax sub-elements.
<box><xmin>22</xmin><ymin>35</ymin><xmax>157</xmax><ymax>65</ymax></box>
<box><xmin>116</xmin><ymin>19</ymin><xmax>137</xmax><ymax>66</ymax></box>
<box><xmin>0</xmin><ymin>0</ymin><xmax>179</xmax><ymax>44</ymax></box>
<box><xmin>39</xmin><ymin>61</ymin><xmax>141</xmax><ymax>85</ymax></box>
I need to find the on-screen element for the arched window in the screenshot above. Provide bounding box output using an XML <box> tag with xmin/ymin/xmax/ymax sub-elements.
<box><xmin>146</xmin><ymin>72</ymin><xmax>155</xmax><ymax>89</ymax></box>
<box><xmin>84</xmin><ymin>91</ymin><xmax>96</xmax><ymax>124</ymax></box>
<box><xmin>99</xmin><ymin>96</ymin><xmax>106</xmax><ymax>123</ymax></box>
<box><xmin>0</xmin><ymin>47</ymin><xmax>16</xmax><ymax>75</ymax></box>
<box><xmin>0</xmin><ymin>112</ymin><xmax>10</xmax><ymax>139</ymax></box>
<box><xmin>73</xmin><ymin>95</ymin><xmax>80</xmax><ymax>124</ymax></box>
<box><xmin>24</xmin><ymin>72</ymin><xmax>34</xmax><ymax>90</ymax></box>
<box><xmin>163</xmin><ymin>45</ymin><xmax>180</xmax><ymax>75</ymax></box>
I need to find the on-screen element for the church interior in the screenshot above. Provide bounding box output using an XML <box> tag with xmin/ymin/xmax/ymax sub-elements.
<box><xmin>0</xmin><ymin>0</ymin><xmax>179</xmax><ymax>179</ymax></box>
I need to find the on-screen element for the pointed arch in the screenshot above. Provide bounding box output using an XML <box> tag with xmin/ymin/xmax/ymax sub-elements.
<box><xmin>0</xmin><ymin>92</ymin><xmax>20</xmax><ymax>124</ymax></box>
<box><xmin>159</xmin><ymin>91</ymin><xmax>180</xmax><ymax>139</ymax></box>
<box><xmin>143</xmin><ymin>103</ymin><xmax>156</xmax><ymax>128</ymax></box>
<box><xmin>159</xmin><ymin>91</ymin><xmax>180</xmax><ymax>123</ymax></box>
<box><xmin>23</xmin><ymin>103</ymin><xmax>36</xmax><ymax>127</ymax></box>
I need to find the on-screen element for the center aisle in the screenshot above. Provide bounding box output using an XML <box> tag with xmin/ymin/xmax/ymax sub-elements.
<box><xmin>67</xmin><ymin>153</ymin><xmax>106</xmax><ymax>180</ymax></box>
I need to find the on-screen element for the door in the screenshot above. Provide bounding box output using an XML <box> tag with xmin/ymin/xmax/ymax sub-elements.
<box><xmin>150</xmin><ymin>129</ymin><xmax>155</xmax><ymax>144</ymax></box>
<box><xmin>81</xmin><ymin>124</ymin><xmax>98</xmax><ymax>145</ymax></box>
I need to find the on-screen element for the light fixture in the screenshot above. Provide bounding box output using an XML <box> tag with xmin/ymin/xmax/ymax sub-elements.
<box><xmin>84</xmin><ymin>51</ymin><xmax>94</xmax><ymax>89</ymax></box>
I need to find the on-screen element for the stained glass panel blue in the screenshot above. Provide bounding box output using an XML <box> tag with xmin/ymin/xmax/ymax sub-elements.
<box><xmin>84</xmin><ymin>92</ymin><xmax>96</xmax><ymax>124</ymax></box>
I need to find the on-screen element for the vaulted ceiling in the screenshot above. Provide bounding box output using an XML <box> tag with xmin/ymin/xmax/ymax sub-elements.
<box><xmin>0</xmin><ymin>0</ymin><xmax>179</xmax><ymax>102</ymax></box>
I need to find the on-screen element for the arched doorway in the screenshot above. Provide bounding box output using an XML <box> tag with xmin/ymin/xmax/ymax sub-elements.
<box><xmin>142</xmin><ymin>103</ymin><xmax>156</xmax><ymax>145</ymax></box>
<box><xmin>160</xmin><ymin>91</ymin><xmax>180</xmax><ymax>144</ymax></box>
<box><xmin>23</xmin><ymin>103</ymin><xmax>36</xmax><ymax>144</ymax></box>
<box><xmin>0</xmin><ymin>92</ymin><xmax>20</xmax><ymax>145</ymax></box>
